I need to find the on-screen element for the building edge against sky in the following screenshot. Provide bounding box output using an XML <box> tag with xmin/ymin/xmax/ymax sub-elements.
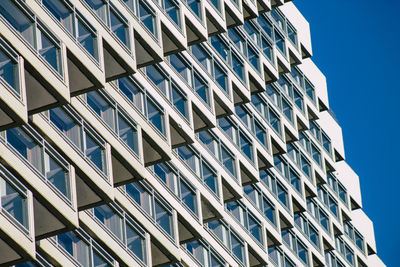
<box><xmin>0</xmin><ymin>0</ymin><xmax>386</xmax><ymax>266</ymax></box>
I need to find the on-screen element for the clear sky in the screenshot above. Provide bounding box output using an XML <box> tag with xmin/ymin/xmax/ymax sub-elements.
<box><xmin>293</xmin><ymin>0</ymin><xmax>398</xmax><ymax>266</ymax></box>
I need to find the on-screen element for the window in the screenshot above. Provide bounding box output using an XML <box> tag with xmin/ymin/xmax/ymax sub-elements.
<box><xmin>117</xmin><ymin>77</ymin><xmax>144</xmax><ymax>112</ymax></box>
<box><xmin>180</xmin><ymin>178</ymin><xmax>197</xmax><ymax>214</ymax></box>
<box><xmin>210</xmin><ymin>36</ymin><xmax>229</xmax><ymax>62</ymax></box>
<box><xmin>226</xmin><ymin>200</ymin><xmax>263</xmax><ymax>244</ymax></box>
<box><xmin>185</xmin><ymin>0</ymin><xmax>201</xmax><ymax>18</ymax></box>
<box><xmin>191</xmin><ymin>44</ymin><xmax>211</xmax><ymax>73</ymax></box>
<box><xmin>124</xmin><ymin>181</ymin><xmax>174</xmax><ymax>238</ymax></box>
<box><xmin>287</xmin><ymin>23</ymin><xmax>297</xmax><ymax>46</ymax></box>
<box><xmin>221</xmin><ymin>145</ymin><xmax>236</xmax><ymax>178</ymax></box>
<box><xmin>322</xmin><ymin>133</ymin><xmax>332</xmax><ymax>155</ymax></box>
<box><xmin>304</xmin><ymin>78</ymin><xmax>315</xmax><ymax>103</ymax></box>
<box><xmin>49</xmin><ymin>107</ymin><xmax>83</xmax><ymax>149</ymax></box>
<box><xmin>85</xmin><ymin>90</ymin><xmax>139</xmax><ymax>155</ymax></box>
<box><xmin>153</xmin><ymin>162</ymin><xmax>198</xmax><ymax>216</ymax></box>
<box><xmin>163</xmin><ymin>0</ymin><xmax>180</xmax><ymax>27</ymax></box>
<box><xmin>230</xmin><ymin>232</ymin><xmax>245</xmax><ymax>263</ymax></box>
<box><xmin>43</xmin><ymin>0</ymin><xmax>99</xmax><ymax>60</ymax></box>
<box><xmin>110</xmin><ymin>7</ymin><xmax>129</xmax><ymax>47</ymax></box>
<box><xmin>254</xmin><ymin>120</ymin><xmax>268</xmax><ymax>148</ymax></box>
<box><xmin>275</xmin><ymin>31</ymin><xmax>286</xmax><ymax>55</ymax></box>
<box><xmin>87</xmin><ymin>90</ymin><xmax>116</xmax><ymax>129</ymax></box>
<box><xmin>300</xmin><ymin>154</ymin><xmax>311</xmax><ymax>179</ymax></box>
<box><xmin>85</xmin><ymin>133</ymin><xmax>106</xmax><ymax>173</ymax></box>
<box><xmin>213</xmin><ymin>61</ymin><xmax>228</xmax><ymax>93</ymax></box>
<box><xmin>289</xmin><ymin>168</ymin><xmax>302</xmax><ymax>195</ymax></box>
<box><xmin>308</xmin><ymin>224</ymin><xmax>320</xmax><ymax>248</ymax></box>
<box><xmin>146</xmin><ymin>65</ymin><xmax>169</xmax><ymax>96</ymax></box>
<box><xmin>177</xmin><ymin>145</ymin><xmax>200</xmax><ymax>176</ymax></box>
<box><xmin>232</xmin><ymin>53</ymin><xmax>244</xmax><ymax>81</ymax></box>
<box><xmin>118</xmin><ymin>112</ymin><xmax>139</xmax><ymax>154</ymax></box>
<box><xmin>293</xmin><ymin>88</ymin><xmax>304</xmax><ymax>112</ymax></box>
<box><xmin>262</xmin><ymin>37</ymin><xmax>273</xmax><ymax>62</ymax></box>
<box><xmin>257</xmin><ymin>15</ymin><xmax>273</xmax><ymax>39</ymax></box>
<box><xmin>171</xmin><ymin>83</ymin><xmax>188</xmax><ymax>118</ymax></box>
<box><xmin>0</xmin><ymin>164</ymin><xmax>29</xmax><ymax>230</ymax></box>
<box><xmin>228</xmin><ymin>28</ymin><xmax>245</xmax><ymax>54</ymax></box>
<box><xmin>282</xmin><ymin>98</ymin><xmax>293</xmax><ymax>123</ymax></box>
<box><xmin>193</xmin><ymin>72</ymin><xmax>210</xmax><ymax>106</ymax></box>
<box><xmin>0</xmin><ymin>39</ymin><xmax>19</xmax><ymax>95</ymax></box>
<box><xmin>5</xmin><ymin>126</ymin><xmax>71</xmax><ymax>201</ymax></box>
<box><xmin>268</xmin><ymin>107</ymin><xmax>281</xmax><ymax>135</ymax></box>
<box><xmin>146</xmin><ymin>95</ymin><xmax>165</xmax><ymax>136</ymax></box>
<box><xmin>94</xmin><ymin>204</ymin><xmax>124</xmax><ymax>241</ymax></box>
<box><xmin>49</xmin><ymin>106</ymin><xmax>108</xmax><ymax>176</ymax></box>
<box><xmin>139</xmin><ymin>0</ymin><xmax>157</xmax><ymax>37</ymax></box>
<box><xmin>239</xmin><ymin>131</ymin><xmax>253</xmax><ymax>161</ymax></box>
<box><xmin>311</xmin><ymin>143</ymin><xmax>322</xmax><ymax>166</ymax></box>
<box><xmin>247</xmin><ymin>45</ymin><xmax>260</xmax><ymax>71</ymax></box>
<box><xmin>170</xmin><ymin>54</ymin><xmax>192</xmax><ymax>85</ymax></box>
<box><xmin>198</xmin><ymin>130</ymin><xmax>220</xmax><ymax>159</ymax></box>
<box><xmin>277</xmin><ymin>181</ymin><xmax>289</xmax><ymax>208</ymax></box>
<box><xmin>218</xmin><ymin>117</ymin><xmax>237</xmax><ymax>142</ymax></box>
<box><xmin>84</xmin><ymin>0</ymin><xmax>129</xmax><ymax>49</ymax></box>
<box><xmin>56</xmin><ymin>229</ymin><xmax>115</xmax><ymax>267</ymax></box>
<box><xmin>183</xmin><ymin>239</ymin><xmax>226</xmax><ymax>267</ymax></box>
<box><xmin>202</xmin><ymin>161</ymin><xmax>218</xmax><ymax>195</ymax></box>
<box><xmin>243</xmin><ymin>21</ymin><xmax>260</xmax><ymax>46</ymax></box>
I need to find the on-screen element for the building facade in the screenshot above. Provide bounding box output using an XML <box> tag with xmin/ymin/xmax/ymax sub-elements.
<box><xmin>0</xmin><ymin>0</ymin><xmax>386</xmax><ymax>266</ymax></box>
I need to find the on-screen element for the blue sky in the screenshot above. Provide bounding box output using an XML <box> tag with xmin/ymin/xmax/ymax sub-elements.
<box><xmin>294</xmin><ymin>0</ymin><xmax>398</xmax><ymax>266</ymax></box>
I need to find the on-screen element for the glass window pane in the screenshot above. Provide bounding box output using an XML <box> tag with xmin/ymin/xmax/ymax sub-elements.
<box><xmin>146</xmin><ymin>98</ymin><xmax>165</xmax><ymax>135</ymax></box>
<box><xmin>0</xmin><ymin>176</ymin><xmax>28</xmax><ymax>229</ymax></box>
<box><xmin>43</xmin><ymin>0</ymin><xmax>74</xmax><ymax>33</ymax></box>
<box><xmin>202</xmin><ymin>163</ymin><xmax>217</xmax><ymax>195</ymax></box>
<box><xmin>57</xmin><ymin>232</ymin><xmax>91</xmax><ymax>267</ymax></box>
<box><xmin>94</xmin><ymin>205</ymin><xmax>124</xmax><ymax>241</ymax></box>
<box><xmin>37</xmin><ymin>28</ymin><xmax>61</xmax><ymax>74</ymax></box>
<box><xmin>210</xmin><ymin>36</ymin><xmax>228</xmax><ymax>62</ymax></box>
<box><xmin>153</xmin><ymin>163</ymin><xmax>176</xmax><ymax>193</ymax></box>
<box><xmin>0</xmin><ymin>0</ymin><xmax>35</xmax><ymax>46</ymax></box>
<box><xmin>49</xmin><ymin>108</ymin><xmax>82</xmax><ymax>149</ymax></box>
<box><xmin>126</xmin><ymin>224</ymin><xmax>146</xmax><ymax>262</ymax></box>
<box><xmin>193</xmin><ymin>74</ymin><xmax>209</xmax><ymax>105</ymax></box>
<box><xmin>177</xmin><ymin>145</ymin><xmax>200</xmax><ymax>176</ymax></box>
<box><xmin>180</xmin><ymin>180</ymin><xmax>196</xmax><ymax>213</ymax></box>
<box><xmin>155</xmin><ymin>199</ymin><xmax>173</xmax><ymax>237</ymax></box>
<box><xmin>0</xmin><ymin>46</ymin><xmax>19</xmax><ymax>94</ymax></box>
<box><xmin>110</xmin><ymin>9</ymin><xmax>129</xmax><ymax>47</ymax></box>
<box><xmin>77</xmin><ymin>17</ymin><xmax>98</xmax><ymax>60</ymax></box>
<box><xmin>85</xmin><ymin>0</ymin><xmax>108</xmax><ymax>24</ymax></box>
<box><xmin>170</xmin><ymin>54</ymin><xmax>191</xmax><ymax>84</ymax></box>
<box><xmin>87</xmin><ymin>91</ymin><xmax>115</xmax><ymax>130</ymax></box>
<box><xmin>231</xmin><ymin>234</ymin><xmax>244</xmax><ymax>263</ymax></box>
<box><xmin>126</xmin><ymin>182</ymin><xmax>152</xmax><ymax>216</ymax></box>
<box><xmin>85</xmin><ymin>133</ymin><xmax>106</xmax><ymax>173</ymax></box>
<box><xmin>214</xmin><ymin>63</ymin><xmax>227</xmax><ymax>93</ymax></box>
<box><xmin>118</xmin><ymin>77</ymin><xmax>143</xmax><ymax>112</ymax></box>
<box><xmin>44</xmin><ymin>151</ymin><xmax>70</xmax><ymax>199</ymax></box>
<box><xmin>221</xmin><ymin>146</ymin><xmax>235</xmax><ymax>177</ymax></box>
<box><xmin>118</xmin><ymin>114</ymin><xmax>138</xmax><ymax>154</ymax></box>
<box><xmin>6</xmin><ymin>127</ymin><xmax>43</xmax><ymax>173</ymax></box>
<box><xmin>164</xmin><ymin>0</ymin><xmax>180</xmax><ymax>27</ymax></box>
<box><xmin>139</xmin><ymin>1</ymin><xmax>156</xmax><ymax>36</ymax></box>
<box><xmin>172</xmin><ymin>84</ymin><xmax>188</xmax><ymax>118</ymax></box>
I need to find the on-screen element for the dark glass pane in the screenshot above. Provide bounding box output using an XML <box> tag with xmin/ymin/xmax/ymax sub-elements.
<box><xmin>45</xmin><ymin>152</ymin><xmax>70</xmax><ymax>199</ymax></box>
<box><xmin>77</xmin><ymin>18</ymin><xmax>97</xmax><ymax>60</ymax></box>
<box><xmin>110</xmin><ymin>9</ymin><xmax>128</xmax><ymax>47</ymax></box>
<box><xmin>0</xmin><ymin>48</ymin><xmax>18</xmax><ymax>94</ymax></box>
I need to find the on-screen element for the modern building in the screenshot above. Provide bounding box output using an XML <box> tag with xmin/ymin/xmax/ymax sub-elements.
<box><xmin>0</xmin><ymin>0</ymin><xmax>385</xmax><ymax>266</ymax></box>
